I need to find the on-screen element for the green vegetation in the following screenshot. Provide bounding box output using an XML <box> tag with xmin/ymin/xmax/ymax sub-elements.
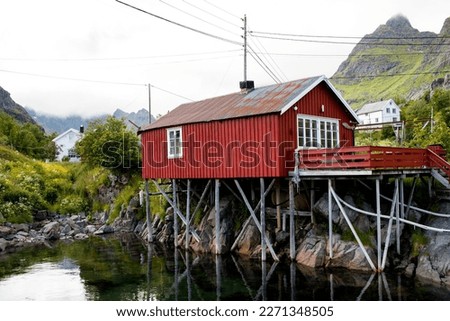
<box><xmin>0</xmin><ymin>112</ymin><xmax>168</xmax><ymax>225</ymax></box>
<box><xmin>75</xmin><ymin>116</ymin><xmax>140</xmax><ymax>173</ymax></box>
<box><xmin>411</xmin><ymin>230</ymin><xmax>428</xmax><ymax>257</ymax></box>
<box><xmin>342</xmin><ymin>228</ymin><xmax>373</xmax><ymax>247</ymax></box>
<box><xmin>0</xmin><ymin>112</ymin><xmax>56</xmax><ymax>160</ymax></box>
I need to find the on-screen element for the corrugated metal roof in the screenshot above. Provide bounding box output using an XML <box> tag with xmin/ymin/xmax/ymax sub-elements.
<box><xmin>139</xmin><ymin>75</ymin><xmax>357</xmax><ymax>132</ymax></box>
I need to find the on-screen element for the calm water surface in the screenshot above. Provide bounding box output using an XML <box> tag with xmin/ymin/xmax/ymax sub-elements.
<box><xmin>0</xmin><ymin>234</ymin><xmax>449</xmax><ymax>301</ymax></box>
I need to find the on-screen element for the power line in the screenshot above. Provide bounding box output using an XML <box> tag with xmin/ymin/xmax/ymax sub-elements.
<box><xmin>248</xmin><ymin>36</ymin><xmax>287</xmax><ymax>82</ymax></box>
<box><xmin>250</xmin><ymin>30</ymin><xmax>450</xmax><ymax>40</ymax></box>
<box><xmin>263</xmin><ymin>51</ymin><xmax>449</xmax><ymax>58</ymax></box>
<box><xmin>201</xmin><ymin>0</ymin><xmax>241</xmax><ymax>21</ymax></box>
<box><xmin>0</xmin><ymin>68</ymin><xmax>194</xmax><ymax>101</ymax></box>
<box><xmin>247</xmin><ymin>45</ymin><xmax>282</xmax><ymax>83</ymax></box>
<box><xmin>331</xmin><ymin>70</ymin><xmax>450</xmax><ymax>80</ymax></box>
<box><xmin>157</xmin><ymin>0</ymin><xmax>240</xmax><ymax>37</ymax></box>
<box><xmin>0</xmin><ymin>49</ymin><xmax>241</xmax><ymax>62</ymax></box>
<box><xmin>115</xmin><ymin>0</ymin><xmax>242</xmax><ymax>46</ymax></box>
<box><xmin>182</xmin><ymin>0</ymin><xmax>241</xmax><ymax>29</ymax></box>
<box><xmin>249</xmin><ymin>34</ymin><xmax>450</xmax><ymax>46</ymax></box>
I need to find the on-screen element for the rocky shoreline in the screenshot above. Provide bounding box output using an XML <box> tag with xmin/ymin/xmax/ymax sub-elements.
<box><xmin>2</xmin><ymin>190</ymin><xmax>450</xmax><ymax>288</ymax></box>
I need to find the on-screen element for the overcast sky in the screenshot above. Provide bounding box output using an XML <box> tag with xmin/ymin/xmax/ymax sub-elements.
<box><xmin>0</xmin><ymin>0</ymin><xmax>449</xmax><ymax>117</ymax></box>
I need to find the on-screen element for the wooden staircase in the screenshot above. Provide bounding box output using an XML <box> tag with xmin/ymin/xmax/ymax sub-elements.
<box><xmin>427</xmin><ymin>145</ymin><xmax>450</xmax><ymax>189</ymax></box>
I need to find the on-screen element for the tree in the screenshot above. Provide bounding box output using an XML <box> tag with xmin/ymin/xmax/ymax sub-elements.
<box><xmin>75</xmin><ymin>116</ymin><xmax>140</xmax><ymax>172</ymax></box>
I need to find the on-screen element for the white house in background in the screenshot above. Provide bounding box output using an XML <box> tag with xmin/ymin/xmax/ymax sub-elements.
<box><xmin>356</xmin><ymin>99</ymin><xmax>401</xmax><ymax>126</ymax></box>
<box><xmin>52</xmin><ymin>127</ymin><xmax>83</xmax><ymax>162</ymax></box>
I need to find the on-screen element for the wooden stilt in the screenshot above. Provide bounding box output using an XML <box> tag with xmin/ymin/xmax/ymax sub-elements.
<box><xmin>173</xmin><ymin>179</ymin><xmax>178</xmax><ymax>248</ymax></box>
<box><xmin>276</xmin><ymin>181</ymin><xmax>281</xmax><ymax>231</ymax></box>
<box><xmin>310</xmin><ymin>180</ymin><xmax>315</xmax><ymax>224</ymax></box>
<box><xmin>400</xmin><ymin>176</ymin><xmax>405</xmax><ymax>219</ymax></box>
<box><xmin>215</xmin><ymin>179</ymin><xmax>221</xmax><ymax>255</ymax></box>
<box><xmin>405</xmin><ymin>176</ymin><xmax>417</xmax><ymax>219</ymax></box>
<box><xmin>260</xmin><ymin>178</ymin><xmax>266</xmax><ymax>262</ymax></box>
<box><xmin>289</xmin><ymin>180</ymin><xmax>295</xmax><ymax>260</ymax></box>
<box><xmin>395</xmin><ymin>178</ymin><xmax>401</xmax><ymax>255</ymax></box>
<box><xmin>234</xmin><ymin>180</ymin><xmax>279</xmax><ymax>261</ymax></box>
<box><xmin>152</xmin><ymin>180</ymin><xmax>201</xmax><ymax>242</ymax></box>
<box><xmin>376</xmin><ymin>179</ymin><xmax>381</xmax><ymax>271</ymax></box>
<box><xmin>191</xmin><ymin>180</ymin><xmax>211</xmax><ymax>224</ymax></box>
<box><xmin>144</xmin><ymin>179</ymin><xmax>153</xmax><ymax>243</ymax></box>
<box><xmin>381</xmin><ymin>180</ymin><xmax>398</xmax><ymax>270</ymax></box>
<box><xmin>328</xmin><ymin>179</ymin><xmax>333</xmax><ymax>259</ymax></box>
<box><xmin>185</xmin><ymin>179</ymin><xmax>191</xmax><ymax>250</ymax></box>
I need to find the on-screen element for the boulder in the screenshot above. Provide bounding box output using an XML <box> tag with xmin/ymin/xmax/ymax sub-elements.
<box><xmin>0</xmin><ymin>226</ymin><xmax>13</xmax><ymax>238</ymax></box>
<box><xmin>296</xmin><ymin>231</ymin><xmax>327</xmax><ymax>268</ymax></box>
<box><xmin>0</xmin><ymin>238</ymin><xmax>8</xmax><ymax>252</ymax></box>
<box><xmin>42</xmin><ymin>221</ymin><xmax>60</xmax><ymax>240</ymax></box>
<box><xmin>326</xmin><ymin>239</ymin><xmax>376</xmax><ymax>271</ymax></box>
<box><xmin>94</xmin><ymin>224</ymin><xmax>114</xmax><ymax>235</ymax></box>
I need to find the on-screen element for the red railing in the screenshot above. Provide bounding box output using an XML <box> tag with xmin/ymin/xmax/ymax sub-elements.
<box><xmin>427</xmin><ymin>148</ymin><xmax>450</xmax><ymax>179</ymax></box>
<box><xmin>297</xmin><ymin>146</ymin><xmax>429</xmax><ymax>170</ymax></box>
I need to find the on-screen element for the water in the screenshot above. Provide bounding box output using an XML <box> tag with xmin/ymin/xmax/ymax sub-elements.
<box><xmin>0</xmin><ymin>234</ymin><xmax>449</xmax><ymax>301</ymax></box>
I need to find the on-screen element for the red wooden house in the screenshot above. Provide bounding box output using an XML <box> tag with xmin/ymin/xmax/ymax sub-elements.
<box><xmin>139</xmin><ymin>75</ymin><xmax>359</xmax><ymax>179</ymax></box>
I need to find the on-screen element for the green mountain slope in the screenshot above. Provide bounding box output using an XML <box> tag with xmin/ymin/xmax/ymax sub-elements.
<box><xmin>0</xmin><ymin>86</ymin><xmax>38</xmax><ymax>125</ymax></box>
<box><xmin>331</xmin><ymin>15</ymin><xmax>450</xmax><ymax>108</ymax></box>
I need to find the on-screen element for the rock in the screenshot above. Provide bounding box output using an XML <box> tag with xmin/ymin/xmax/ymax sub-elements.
<box><xmin>85</xmin><ymin>225</ymin><xmax>97</xmax><ymax>234</ymax></box>
<box><xmin>16</xmin><ymin>231</ymin><xmax>29</xmax><ymax>237</ymax></box>
<box><xmin>0</xmin><ymin>238</ymin><xmax>8</xmax><ymax>252</ymax></box>
<box><xmin>42</xmin><ymin>221</ymin><xmax>60</xmax><ymax>240</ymax></box>
<box><xmin>296</xmin><ymin>231</ymin><xmax>327</xmax><ymax>267</ymax></box>
<box><xmin>94</xmin><ymin>224</ymin><xmax>114</xmax><ymax>235</ymax></box>
<box><xmin>326</xmin><ymin>239</ymin><xmax>376</xmax><ymax>271</ymax></box>
<box><xmin>74</xmin><ymin>233</ymin><xmax>88</xmax><ymax>240</ymax></box>
<box><xmin>12</xmin><ymin>223</ymin><xmax>29</xmax><ymax>233</ymax></box>
<box><xmin>405</xmin><ymin>263</ymin><xmax>416</xmax><ymax>277</ymax></box>
<box><xmin>61</xmin><ymin>224</ymin><xmax>72</xmax><ymax>235</ymax></box>
<box><xmin>235</xmin><ymin>220</ymin><xmax>260</xmax><ymax>256</ymax></box>
<box><xmin>34</xmin><ymin>210</ymin><xmax>48</xmax><ymax>221</ymax></box>
<box><xmin>0</xmin><ymin>226</ymin><xmax>13</xmax><ymax>238</ymax></box>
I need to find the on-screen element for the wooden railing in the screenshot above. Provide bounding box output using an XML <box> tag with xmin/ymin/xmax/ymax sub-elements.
<box><xmin>297</xmin><ymin>146</ymin><xmax>429</xmax><ymax>170</ymax></box>
<box><xmin>427</xmin><ymin>148</ymin><xmax>450</xmax><ymax>179</ymax></box>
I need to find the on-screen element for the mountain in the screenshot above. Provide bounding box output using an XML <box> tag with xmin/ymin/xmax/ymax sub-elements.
<box><xmin>26</xmin><ymin>108</ymin><xmax>104</xmax><ymax>134</ymax></box>
<box><xmin>113</xmin><ymin>108</ymin><xmax>155</xmax><ymax>131</ymax></box>
<box><xmin>27</xmin><ymin>107</ymin><xmax>154</xmax><ymax>134</ymax></box>
<box><xmin>332</xmin><ymin>15</ymin><xmax>450</xmax><ymax>108</ymax></box>
<box><xmin>0</xmin><ymin>86</ymin><xmax>38</xmax><ymax>125</ymax></box>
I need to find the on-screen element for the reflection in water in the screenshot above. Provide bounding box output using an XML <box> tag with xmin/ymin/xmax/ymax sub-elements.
<box><xmin>1</xmin><ymin>234</ymin><xmax>450</xmax><ymax>301</ymax></box>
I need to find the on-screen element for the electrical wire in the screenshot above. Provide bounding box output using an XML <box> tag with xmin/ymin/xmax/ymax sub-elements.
<box><xmin>157</xmin><ymin>0</ymin><xmax>240</xmax><ymax>37</ymax></box>
<box><xmin>331</xmin><ymin>70</ymin><xmax>450</xmax><ymax>80</ymax></box>
<box><xmin>115</xmin><ymin>0</ymin><xmax>242</xmax><ymax>46</ymax></box>
<box><xmin>249</xmin><ymin>34</ymin><xmax>450</xmax><ymax>46</ymax></box>
<box><xmin>250</xmin><ymin>30</ymin><xmax>450</xmax><ymax>40</ymax></box>
<box><xmin>182</xmin><ymin>0</ymin><xmax>241</xmax><ymax>29</ymax></box>
<box><xmin>0</xmin><ymin>68</ymin><xmax>194</xmax><ymax>101</ymax></box>
<box><xmin>247</xmin><ymin>46</ymin><xmax>282</xmax><ymax>83</ymax></box>
<box><xmin>201</xmin><ymin>0</ymin><xmax>241</xmax><ymax>21</ymax></box>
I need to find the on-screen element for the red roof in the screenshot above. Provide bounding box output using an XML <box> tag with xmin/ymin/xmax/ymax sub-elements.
<box><xmin>139</xmin><ymin>75</ymin><xmax>359</xmax><ymax>132</ymax></box>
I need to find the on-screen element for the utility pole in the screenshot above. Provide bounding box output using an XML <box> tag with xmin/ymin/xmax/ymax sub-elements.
<box><xmin>148</xmin><ymin>83</ymin><xmax>152</xmax><ymax>124</ymax></box>
<box><xmin>242</xmin><ymin>14</ymin><xmax>247</xmax><ymax>82</ymax></box>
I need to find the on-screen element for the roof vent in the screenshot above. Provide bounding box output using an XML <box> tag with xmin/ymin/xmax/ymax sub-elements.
<box><xmin>240</xmin><ymin>80</ymin><xmax>255</xmax><ymax>94</ymax></box>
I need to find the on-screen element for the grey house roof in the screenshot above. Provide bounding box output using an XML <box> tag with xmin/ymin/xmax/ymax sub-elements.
<box><xmin>357</xmin><ymin>99</ymin><xmax>396</xmax><ymax>115</ymax></box>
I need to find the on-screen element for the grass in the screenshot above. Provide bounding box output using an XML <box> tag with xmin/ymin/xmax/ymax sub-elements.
<box><xmin>411</xmin><ymin>230</ymin><xmax>428</xmax><ymax>257</ymax></box>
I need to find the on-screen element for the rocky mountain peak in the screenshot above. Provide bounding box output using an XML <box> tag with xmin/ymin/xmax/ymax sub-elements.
<box><xmin>385</xmin><ymin>14</ymin><xmax>413</xmax><ymax>31</ymax></box>
<box><xmin>0</xmin><ymin>85</ymin><xmax>37</xmax><ymax>125</ymax></box>
<box><xmin>440</xmin><ymin>17</ymin><xmax>450</xmax><ymax>35</ymax></box>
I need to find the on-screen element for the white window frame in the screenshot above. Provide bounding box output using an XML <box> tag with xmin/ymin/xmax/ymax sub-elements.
<box><xmin>167</xmin><ymin>127</ymin><xmax>183</xmax><ymax>158</ymax></box>
<box><xmin>297</xmin><ymin>114</ymin><xmax>339</xmax><ymax>149</ymax></box>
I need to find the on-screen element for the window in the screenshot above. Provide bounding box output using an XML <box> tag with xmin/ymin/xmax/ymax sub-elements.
<box><xmin>393</xmin><ymin>117</ymin><xmax>397</xmax><ymax>122</ymax></box>
<box><xmin>393</xmin><ymin>108</ymin><xmax>397</xmax><ymax>114</ymax></box>
<box><xmin>297</xmin><ymin>115</ymin><xmax>339</xmax><ymax>148</ymax></box>
<box><xmin>386</xmin><ymin>108</ymin><xmax>390</xmax><ymax>114</ymax></box>
<box><xmin>68</xmin><ymin>148</ymin><xmax>79</xmax><ymax>159</ymax></box>
<box><xmin>167</xmin><ymin>127</ymin><xmax>182</xmax><ymax>158</ymax></box>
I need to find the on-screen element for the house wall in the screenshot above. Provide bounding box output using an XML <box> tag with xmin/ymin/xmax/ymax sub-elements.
<box><xmin>54</xmin><ymin>131</ymin><xmax>81</xmax><ymax>162</ymax></box>
<box><xmin>141</xmin><ymin>82</ymin><xmax>356</xmax><ymax>179</ymax></box>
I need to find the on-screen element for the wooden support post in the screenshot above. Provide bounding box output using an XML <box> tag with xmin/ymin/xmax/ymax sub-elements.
<box><xmin>173</xmin><ymin>179</ymin><xmax>178</xmax><ymax>248</ymax></box>
<box><xmin>152</xmin><ymin>180</ymin><xmax>201</xmax><ymax>242</ymax></box>
<box><xmin>276</xmin><ymin>181</ymin><xmax>281</xmax><ymax>231</ymax></box>
<box><xmin>231</xmin><ymin>179</ymin><xmax>275</xmax><ymax>252</ymax></box>
<box><xmin>191</xmin><ymin>180</ymin><xmax>211</xmax><ymax>224</ymax></box>
<box><xmin>185</xmin><ymin>179</ymin><xmax>191</xmax><ymax>250</ymax></box>
<box><xmin>215</xmin><ymin>179</ymin><xmax>221</xmax><ymax>255</ymax></box>
<box><xmin>216</xmin><ymin>255</ymin><xmax>222</xmax><ymax>301</ymax></box>
<box><xmin>144</xmin><ymin>179</ymin><xmax>153</xmax><ymax>243</ymax></box>
<box><xmin>260</xmin><ymin>178</ymin><xmax>266</xmax><ymax>262</ymax></box>
<box><xmin>234</xmin><ymin>180</ymin><xmax>279</xmax><ymax>261</ymax></box>
<box><xmin>400</xmin><ymin>177</ymin><xmax>405</xmax><ymax>219</ymax></box>
<box><xmin>289</xmin><ymin>180</ymin><xmax>295</xmax><ymax>260</ymax></box>
<box><xmin>310</xmin><ymin>181</ymin><xmax>315</xmax><ymax>224</ymax></box>
<box><xmin>381</xmin><ymin>180</ymin><xmax>398</xmax><ymax>271</ymax></box>
<box><xmin>395</xmin><ymin>178</ymin><xmax>401</xmax><ymax>255</ymax></box>
<box><xmin>405</xmin><ymin>176</ymin><xmax>417</xmax><ymax>219</ymax></box>
<box><xmin>376</xmin><ymin>178</ymin><xmax>381</xmax><ymax>271</ymax></box>
<box><xmin>328</xmin><ymin>179</ymin><xmax>333</xmax><ymax>259</ymax></box>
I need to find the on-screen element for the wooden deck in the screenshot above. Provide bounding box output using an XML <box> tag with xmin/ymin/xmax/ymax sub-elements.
<box><xmin>296</xmin><ymin>145</ymin><xmax>450</xmax><ymax>181</ymax></box>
